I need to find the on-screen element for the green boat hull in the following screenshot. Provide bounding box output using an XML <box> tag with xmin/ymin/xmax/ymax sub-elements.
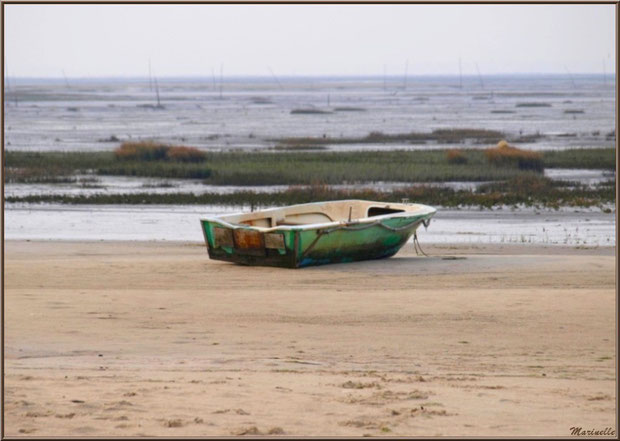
<box><xmin>201</xmin><ymin>211</ymin><xmax>433</xmax><ymax>268</ymax></box>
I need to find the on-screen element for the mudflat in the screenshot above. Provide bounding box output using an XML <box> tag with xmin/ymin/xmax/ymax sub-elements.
<box><xmin>3</xmin><ymin>240</ymin><xmax>616</xmax><ymax>436</ymax></box>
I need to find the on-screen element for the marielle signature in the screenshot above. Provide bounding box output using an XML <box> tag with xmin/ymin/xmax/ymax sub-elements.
<box><xmin>570</xmin><ymin>427</ymin><xmax>616</xmax><ymax>436</ymax></box>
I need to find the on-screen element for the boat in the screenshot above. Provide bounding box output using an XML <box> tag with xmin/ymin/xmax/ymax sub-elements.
<box><xmin>200</xmin><ymin>200</ymin><xmax>436</xmax><ymax>268</ymax></box>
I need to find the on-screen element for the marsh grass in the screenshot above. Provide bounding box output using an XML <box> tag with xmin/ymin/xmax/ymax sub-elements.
<box><xmin>5</xmin><ymin>147</ymin><xmax>614</xmax><ymax>186</ymax></box>
<box><xmin>446</xmin><ymin>149</ymin><xmax>468</xmax><ymax>165</ymax></box>
<box><xmin>485</xmin><ymin>141</ymin><xmax>543</xmax><ymax>171</ymax></box>
<box><xmin>165</xmin><ymin>146</ymin><xmax>207</xmax><ymax>162</ymax></box>
<box><xmin>201</xmin><ymin>150</ymin><xmax>527</xmax><ymax>185</ymax></box>
<box><xmin>542</xmin><ymin>148</ymin><xmax>615</xmax><ymax>169</ymax></box>
<box><xmin>5</xmin><ymin>151</ymin><xmax>111</xmax><ymax>183</ymax></box>
<box><xmin>114</xmin><ymin>141</ymin><xmax>206</xmax><ymax>162</ymax></box>
<box><xmin>115</xmin><ymin>141</ymin><xmax>169</xmax><ymax>161</ymax></box>
<box><xmin>4</xmin><ymin>149</ymin><xmax>520</xmax><ymax>184</ymax></box>
<box><xmin>99</xmin><ymin>162</ymin><xmax>212</xmax><ymax>179</ymax></box>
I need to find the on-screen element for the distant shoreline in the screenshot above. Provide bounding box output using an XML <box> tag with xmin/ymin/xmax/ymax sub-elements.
<box><xmin>6</xmin><ymin>72</ymin><xmax>615</xmax><ymax>84</ymax></box>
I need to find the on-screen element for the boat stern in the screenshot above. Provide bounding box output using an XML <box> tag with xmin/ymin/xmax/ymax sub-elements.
<box><xmin>201</xmin><ymin>219</ymin><xmax>301</xmax><ymax>268</ymax></box>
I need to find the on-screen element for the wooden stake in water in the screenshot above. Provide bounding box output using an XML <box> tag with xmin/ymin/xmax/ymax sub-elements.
<box><xmin>475</xmin><ymin>62</ymin><xmax>484</xmax><ymax>89</ymax></box>
<box><xmin>148</xmin><ymin>59</ymin><xmax>153</xmax><ymax>91</ymax></box>
<box><xmin>4</xmin><ymin>59</ymin><xmax>9</xmax><ymax>95</ymax></box>
<box><xmin>383</xmin><ymin>64</ymin><xmax>386</xmax><ymax>92</ymax></box>
<box><xmin>268</xmin><ymin>66</ymin><xmax>283</xmax><ymax>90</ymax></box>
<box><xmin>155</xmin><ymin>77</ymin><xmax>161</xmax><ymax>107</ymax></box>
<box><xmin>564</xmin><ymin>65</ymin><xmax>576</xmax><ymax>89</ymax></box>
<box><xmin>62</xmin><ymin>69</ymin><xmax>70</xmax><ymax>89</ymax></box>
<box><xmin>219</xmin><ymin>64</ymin><xmax>223</xmax><ymax>99</ymax></box>
<box><xmin>5</xmin><ymin>60</ymin><xmax>17</xmax><ymax>107</ymax></box>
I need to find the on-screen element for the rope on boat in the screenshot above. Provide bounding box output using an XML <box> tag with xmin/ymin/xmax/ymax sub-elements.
<box><xmin>413</xmin><ymin>233</ymin><xmax>429</xmax><ymax>257</ymax></box>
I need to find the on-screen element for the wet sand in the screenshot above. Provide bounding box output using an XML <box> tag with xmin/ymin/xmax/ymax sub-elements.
<box><xmin>3</xmin><ymin>241</ymin><xmax>616</xmax><ymax>436</ymax></box>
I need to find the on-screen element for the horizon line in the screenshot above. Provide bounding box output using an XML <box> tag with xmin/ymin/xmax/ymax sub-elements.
<box><xmin>4</xmin><ymin>72</ymin><xmax>616</xmax><ymax>80</ymax></box>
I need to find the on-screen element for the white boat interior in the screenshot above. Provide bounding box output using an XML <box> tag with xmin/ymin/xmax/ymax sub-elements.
<box><xmin>204</xmin><ymin>200</ymin><xmax>436</xmax><ymax>230</ymax></box>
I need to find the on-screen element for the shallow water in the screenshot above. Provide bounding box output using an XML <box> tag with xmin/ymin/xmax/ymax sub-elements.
<box><xmin>543</xmin><ymin>168</ymin><xmax>615</xmax><ymax>186</ymax></box>
<box><xmin>5</xmin><ymin>203</ymin><xmax>615</xmax><ymax>246</ymax></box>
<box><xmin>5</xmin><ymin>75</ymin><xmax>615</xmax><ymax>153</ymax></box>
<box><xmin>3</xmin><ymin>177</ymin><xmax>480</xmax><ymax>199</ymax></box>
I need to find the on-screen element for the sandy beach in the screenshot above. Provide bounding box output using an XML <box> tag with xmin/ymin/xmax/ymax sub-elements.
<box><xmin>3</xmin><ymin>240</ymin><xmax>616</xmax><ymax>437</ymax></box>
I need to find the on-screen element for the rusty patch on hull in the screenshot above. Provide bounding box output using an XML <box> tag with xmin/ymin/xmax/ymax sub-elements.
<box><xmin>233</xmin><ymin>229</ymin><xmax>264</xmax><ymax>248</ymax></box>
<box><xmin>213</xmin><ymin>227</ymin><xmax>234</xmax><ymax>247</ymax></box>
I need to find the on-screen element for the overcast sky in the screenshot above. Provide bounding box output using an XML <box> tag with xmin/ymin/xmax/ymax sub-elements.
<box><xmin>4</xmin><ymin>4</ymin><xmax>616</xmax><ymax>78</ymax></box>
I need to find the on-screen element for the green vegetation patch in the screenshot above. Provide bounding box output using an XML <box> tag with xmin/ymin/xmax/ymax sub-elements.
<box><xmin>446</xmin><ymin>149</ymin><xmax>468</xmax><ymax>165</ymax></box>
<box><xmin>542</xmin><ymin>148</ymin><xmax>616</xmax><ymax>170</ymax></box>
<box><xmin>5</xmin><ymin>147</ymin><xmax>615</xmax><ymax>187</ymax></box>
